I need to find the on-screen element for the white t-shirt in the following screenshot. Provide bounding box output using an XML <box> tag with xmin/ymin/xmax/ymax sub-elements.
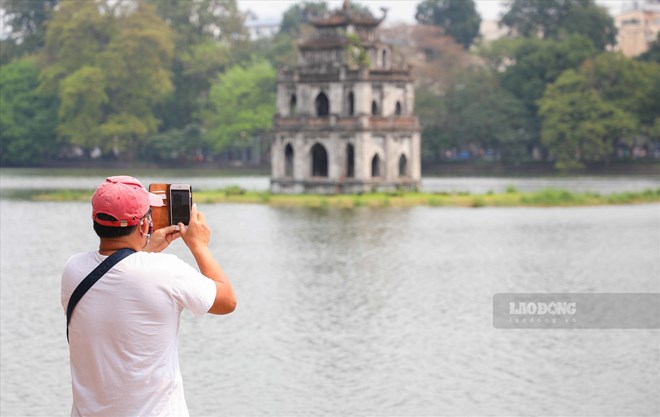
<box><xmin>61</xmin><ymin>251</ymin><xmax>216</xmax><ymax>417</ymax></box>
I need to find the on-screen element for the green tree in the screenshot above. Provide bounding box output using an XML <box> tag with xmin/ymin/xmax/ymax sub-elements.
<box><xmin>538</xmin><ymin>69</ymin><xmax>637</xmax><ymax>170</ymax></box>
<box><xmin>39</xmin><ymin>0</ymin><xmax>115</xmax><ymax>95</ymax></box>
<box><xmin>0</xmin><ymin>0</ymin><xmax>59</xmax><ymax>64</ymax></box>
<box><xmin>415</xmin><ymin>88</ymin><xmax>449</xmax><ymax>161</ymax></box>
<box><xmin>147</xmin><ymin>0</ymin><xmax>248</xmax><ymax>131</ymax></box>
<box><xmin>638</xmin><ymin>33</ymin><xmax>660</xmax><ymax>63</ymax></box>
<box><xmin>56</xmin><ymin>66</ymin><xmax>107</xmax><ymax>148</ymax></box>
<box><xmin>500</xmin><ymin>0</ymin><xmax>616</xmax><ymax>51</ymax></box>
<box><xmin>444</xmin><ymin>68</ymin><xmax>533</xmax><ymax>160</ymax></box>
<box><xmin>501</xmin><ymin>34</ymin><xmax>598</xmax><ymax>113</ymax></box>
<box><xmin>278</xmin><ymin>1</ymin><xmax>328</xmax><ymax>35</ymax></box>
<box><xmin>344</xmin><ymin>32</ymin><xmax>369</xmax><ymax>67</ymax></box>
<box><xmin>202</xmin><ymin>59</ymin><xmax>276</xmax><ymax>153</ymax></box>
<box><xmin>250</xmin><ymin>33</ymin><xmax>298</xmax><ymax>69</ymax></box>
<box><xmin>97</xmin><ymin>2</ymin><xmax>174</xmax><ymax>156</ymax></box>
<box><xmin>415</xmin><ymin>0</ymin><xmax>481</xmax><ymax>49</ymax></box>
<box><xmin>474</xmin><ymin>36</ymin><xmax>526</xmax><ymax>73</ymax></box>
<box><xmin>40</xmin><ymin>0</ymin><xmax>174</xmax><ymax>157</ymax></box>
<box><xmin>140</xmin><ymin>123</ymin><xmax>205</xmax><ymax>162</ymax></box>
<box><xmin>0</xmin><ymin>58</ymin><xmax>58</xmax><ymax>165</ymax></box>
<box><xmin>579</xmin><ymin>53</ymin><xmax>660</xmax><ymax>129</ymax></box>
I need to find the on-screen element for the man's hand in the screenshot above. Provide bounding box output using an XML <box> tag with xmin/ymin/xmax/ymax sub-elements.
<box><xmin>179</xmin><ymin>204</ymin><xmax>211</xmax><ymax>252</ymax></box>
<box><xmin>144</xmin><ymin>225</ymin><xmax>181</xmax><ymax>253</ymax></box>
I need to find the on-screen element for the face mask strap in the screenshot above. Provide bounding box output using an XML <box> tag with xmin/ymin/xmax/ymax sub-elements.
<box><xmin>140</xmin><ymin>211</ymin><xmax>153</xmax><ymax>248</ymax></box>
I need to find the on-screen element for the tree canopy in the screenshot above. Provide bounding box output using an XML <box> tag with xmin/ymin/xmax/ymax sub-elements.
<box><xmin>638</xmin><ymin>33</ymin><xmax>660</xmax><ymax>63</ymax></box>
<box><xmin>278</xmin><ymin>1</ymin><xmax>329</xmax><ymax>35</ymax></box>
<box><xmin>0</xmin><ymin>58</ymin><xmax>58</xmax><ymax>165</ymax></box>
<box><xmin>147</xmin><ymin>0</ymin><xmax>247</xmax><ymax>132</ymax></box>
<box><xmin>500</xmin><ymin>0</ymin><xmax>617</xmax><ymax>51</ymax></box>
<box><xmin>538</xmin><ymin>52</ymin><xmax>660</xmax><ymax>168</ymax></box>
<box><xmin>40</xmin><ymin>0</ymin><xmax>174</xmax><ymax>157</ymax></box>
<box><xmin>0</xmin><ymin>0</ymin><xmax>59</xmax><ymax>64</ymax></box>
<box><xmin>415</xmin><ymin>0</ymin><xmax>481</xmax><ymax>49</ymax></box>
<box><xmin>202</xmin><ymin>59</ymin><xmax>276</xmax><ymax>152</ymax></box>
<box><xmin>0</xmin><ymin>0</ymin><xmax>656</xmax><ymax>169</ymax></box>
<box><xmin>500</xmin><ymin>34</ymin><xmax>598</xmax><ymax>112</ymax></box>
<box><xmin>538</xmin><ymin>69</ymin><xmax>636</xmax><ymax>169</ymax></box>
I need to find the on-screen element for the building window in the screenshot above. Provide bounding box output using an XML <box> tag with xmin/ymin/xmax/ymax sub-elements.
<box><xmin>371</xmin><ymin>100</ymin><xmax>379</xmax><ymax>115</ymax></box>
<box><xmin>371</xmin><ymin>154</ymin><xmax>380</xmax><ymax>177</ymax></box>
<box><xmin>315</xmin><ymin>92</ymin><xmax>329</xmax><ymax>117</ymax></box>
<box><xmin>289</xmin><ymin>94</ymin><xmax>297</xmax><ymax>115</ymax></box>
<box><xmin>381</xmin><ymin>49</ymin><xmax>387</xmax><ymax>68</ymax></box>
<box><xmin>346</xmin><ymin>144</ymin><xmax>355</xmax><ymax>178</ymax></box>
<box><xmin>347</xmin><ymin>91</ymin><xmax>354</xmax><ymax>116</ymax></box>
<box><xmin>398</xmin><ymin>154</ymin><xmax>408</xmax><ymax>177</ymax></box>
<box><xmin>285</xmin><ymin>143</ymin><xmax>294</xmax><ymax>177</ymax></box>
<box><xmin>311</xmin><ymin>143</ymin><xmax>328</xmax><ymax>177</ymax></box>
<box><xmin>395</xmin><ymin>101</ymin><xmax>402</xmax><ymax>115</ymax></box>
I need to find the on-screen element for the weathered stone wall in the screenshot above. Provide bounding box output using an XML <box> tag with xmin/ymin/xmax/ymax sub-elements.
<box><xmin>271</xmin><ymin>10</ymin><xmax>421</xmax><ymax>194</ymax></box>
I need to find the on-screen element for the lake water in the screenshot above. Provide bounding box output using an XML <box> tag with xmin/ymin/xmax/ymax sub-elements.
<box><xmin>2</xmin><ymin>169</ymin><xmax>660</xmax><ymax>194</ymax></box>
<box><xmin>1</xmin><ymin>174</ymin><xmax>659</xmax><ymax>416</ymax></box>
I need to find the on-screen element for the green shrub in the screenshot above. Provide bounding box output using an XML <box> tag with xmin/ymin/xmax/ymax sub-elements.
<box><xmin>224</xmin><ymin>185</ymin><xmax>246</xmax><ymax>195</ymax></box>
<box><xmin>472</xmin><ymin>197</ymin><xmax>486</xmax><ymax>207</ymax></box>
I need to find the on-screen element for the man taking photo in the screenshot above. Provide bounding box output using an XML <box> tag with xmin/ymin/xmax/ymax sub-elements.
<box><xmin>61</xmin><ymin>175</ymin><xmax>236</xmax><ymax>416</ymax></box>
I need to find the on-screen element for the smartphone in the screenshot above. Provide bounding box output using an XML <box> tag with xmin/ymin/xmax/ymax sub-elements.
<box><xmin>169</xmin><ymin>184</ymin><xmax>192</xmax><ymax>226</ymax></box>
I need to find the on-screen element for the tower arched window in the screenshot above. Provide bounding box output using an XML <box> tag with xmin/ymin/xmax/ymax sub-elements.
<box><xmin>285</xmin><ymin>143</ymin><xmax>294</xmax><ymax>177</ymax></box>
<box><xmin>371</xmin><ymin>154</ymin><xmax>381</xmax><ymax>177</ymax></box>
<box><xmin>398</xmin><ymin>154</ymin><xmax>408</xmax><ymax>177</ymax></box>
<box><xmin>315</xmin><ymin>92</ymin><xmax>329</xmax><ymax>117</ymax></box>
<box><xmin>347</xmin><ymin>91</ymin><xmax>354</xmax><ymax>116</ymax></box>
<box><xmin>395</xmin><ymin>101</ymin><xmax>402</xmax><ymax>116</ymax></box>
<box><xmin>311</xmin><ymin>143</ymin><xmax>328</xmax><ymax>177</ymax></box>
<box><xmin>346</xmin><ymin>143</ymin><xmax>355</xmax><ymax>178</ymax></box>
<box><xmin>371</xmin><ymin>100</ymin><xmax>378</xmax><ymax>116</ymax></box>
<box><xmin>289</xmin><ymin>94</ymin><xmax>297</xmax><ymax>115</ymax></box>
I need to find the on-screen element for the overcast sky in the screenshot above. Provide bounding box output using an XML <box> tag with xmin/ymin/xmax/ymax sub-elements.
<box><xmin>238</xmin><ymin>0</ymin><xmax>629</xmax><ymax>25</ymax></box>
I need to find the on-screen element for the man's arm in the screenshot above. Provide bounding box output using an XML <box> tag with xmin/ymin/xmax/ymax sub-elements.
<box><xmin>179</xmin><ymin>204</ymin><xmax>237</xmax><ymax>315</ymax></box>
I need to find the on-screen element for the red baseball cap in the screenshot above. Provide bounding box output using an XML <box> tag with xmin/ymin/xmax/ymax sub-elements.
<box><xmin>92</xmin><ymin>176</ymin><xmax>164</xmax><ymax>227</ymax></box>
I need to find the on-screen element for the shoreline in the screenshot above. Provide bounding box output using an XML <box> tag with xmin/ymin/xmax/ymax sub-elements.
<box><xmin>5</xmin><ymin>187</ymin><xmax>660</xmax><ymax>208</ymax></box>
<box><xmin>3</xmin><ymin>160</ymin><xmax>660</xmax><ymax>178</ymax></box>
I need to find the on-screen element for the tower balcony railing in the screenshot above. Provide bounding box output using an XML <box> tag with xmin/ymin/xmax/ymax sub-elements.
<box><xmin>278</xmin><ymin>67</ymin><xmax>414</xmax><ymax>83</ymax></box>
<box><xmin>274</xmin><ymin>115</ymin><xmax>419</xmax><ymax>131</ymax></box>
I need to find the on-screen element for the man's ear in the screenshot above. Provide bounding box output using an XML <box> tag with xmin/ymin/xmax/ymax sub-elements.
<box><xmin>138</xmin><ymin>218</ymin><xmax>149</xmax><ymax>235</ymax></box>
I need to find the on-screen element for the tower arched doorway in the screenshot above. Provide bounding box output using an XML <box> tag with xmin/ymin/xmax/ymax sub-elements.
<box><xmin>289</xmin><ymin>94</ymin><xmax>297</xmax><ymax>115</ymax></box>
<box><xmin>398</xmin><ymin>154</ymin><xmax>408</xmax><ymax>177</ymax></box>
<box><xmin>371</xmin><ymin>100</ymin><xmax>379</xmax><ymax>116</ymax></box>
<box><xmin>347</xmin><ymin>91</ymin><xmax>354</xmax><ymax>116</ymax></box>
<box><xmin>284</xmin><ymin>143</ymin><xmax>294</xmax><ymax>177</ymax></box>
<box><xmin>315</xmin><ymin>92</ymin><xmax>329</xmax><ymax>117</ymax></box>
<box><xmin>311</xmin><ymin>143</ymin><xmax>328</xmax><ymax>177</ymax></box>
<box><xmin>371</xmin><ymin>154</ymin><xmax>381</xmax><ymax>177</ymax></box>
<box><xmin>346</xmin><ymin>143</ymin><xmax>355</xmax><ymax>178</ymax></box>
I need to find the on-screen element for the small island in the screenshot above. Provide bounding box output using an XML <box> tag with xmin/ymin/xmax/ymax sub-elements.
<box><xmin>13</xmin><ymin>186</ymin><xmax>660</xmax><ymax>209</ymax></box>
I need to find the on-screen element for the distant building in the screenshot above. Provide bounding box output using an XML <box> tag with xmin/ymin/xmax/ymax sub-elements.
<box><xmin>245</xmin><ymin>17</ymin><xmax>280</xmax><ymax>40</ymax></box>
<box><xmin>614</xmin><ymin>1</ymin><xmax>660</xmax><ymax>57</ymax></box>
<box><xmin>480</xmin><ymin>19</ymin><xmax>507</xmax><ymax>42</ymax></box>
<box><xmin>270</xmin><ymin>1</ymin><xmax>421</xmax><ymax>194</ymax></box>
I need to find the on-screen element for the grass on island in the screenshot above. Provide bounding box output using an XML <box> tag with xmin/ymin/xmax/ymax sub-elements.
<box><xmin>6</xmin><ymin>185</ymin><xmax>660</xmax><ymax>208</ymax></box>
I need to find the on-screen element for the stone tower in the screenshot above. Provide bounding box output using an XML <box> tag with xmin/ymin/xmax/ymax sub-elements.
<box><xmin>270</xmin><ymin>2</ymin><xmax>421</xmax><ymax>194</ymax></box>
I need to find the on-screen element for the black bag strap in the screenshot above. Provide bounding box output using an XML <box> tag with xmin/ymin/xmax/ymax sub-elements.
<box><xmin>66</xmin><ymin>248</ymin><xmax>136</xmax><ymax>343</ymax></box>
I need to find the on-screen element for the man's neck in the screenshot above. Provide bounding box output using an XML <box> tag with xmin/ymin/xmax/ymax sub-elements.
<box><xmin>99</xmin><ymin>237</ymin><xmax>140</xmax><ymax>255</ymax></box>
